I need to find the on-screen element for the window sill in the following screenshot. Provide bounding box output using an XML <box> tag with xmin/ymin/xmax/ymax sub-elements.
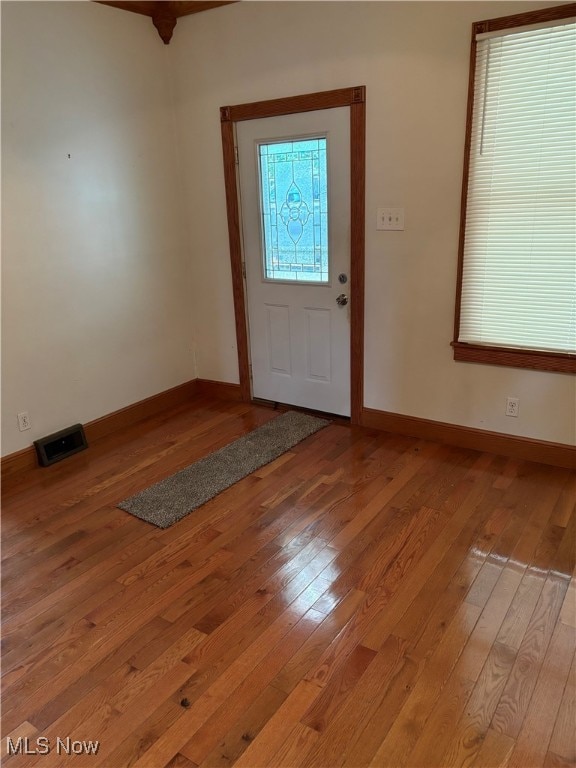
<box><xmin>451</xmin><ymin>342</ymin><xmax>576</xmax><ymax>374</ymax></box>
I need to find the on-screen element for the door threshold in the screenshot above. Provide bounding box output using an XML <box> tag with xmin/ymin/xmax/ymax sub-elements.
<box><xmin>251</xmin><ymin>398</ymin><xmax>351</xmax><ymax>426</ymax></box>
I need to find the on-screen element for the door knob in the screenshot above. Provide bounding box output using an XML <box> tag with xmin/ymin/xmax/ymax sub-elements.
<box><xmin>336</xmin><ymin>293</ymin><xmax>348</xmax><ymax>306</ymax></box>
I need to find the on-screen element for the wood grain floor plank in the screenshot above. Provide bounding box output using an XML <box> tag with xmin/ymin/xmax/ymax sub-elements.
<box><xmin>496</xmin><ymin>566</ymin><xmax>547</xmax><ymax>651</ymax></box>
<box><xmin>550</xmin><ymin>474</ymin><xmax>576</xmax><ymax>529</ymax></box>
<box><xmin>0</xmin><ymin>531</ymin><xmax>161</xmax><ymax>633</ymax></box>
<box><xmin>544</xmin><ymin>750</ymin><xmax>576</xmax><ymax>767</ymax></box>
<box><xmin>165</xmin><ymin>754</ymin><xmax>199</xmax><ymax>768</ymax></box>
<box><xmin>554</xmin><ymin>510</ymin><xmax>576</xmax><ymax>581</ymax></box>
<box><xmin>406</xmin><ymin>671</ymin><xmax>477</xmax><ymax>767</ymax></box>
<box><xmin>335</xmin><ymin>644</ymin><xmax>421</xmax><ymax>768</ymax></box>
<box><xmin>198</xmin><ymin>684</ymin><xmax>287</xmax><ymax>767</ymax></box>
<box><xmin>179</xmin><ymin>609</ymin><xmax>327</xmax><ymax>765</ymax></box>
<box><xmin>300</xmin><ymin>643</ymin><xmax>377</xmax><ymax>732</ymax></box>
<box><xmin>492</xmin><ymin>573</ymin><xmax>570</xmax><ymax>739</ymax></box>
<box><xmin>548</xmin><ymin>649</ymin><xmax>576</xmax><ymax>764</ymax></box>
<box><xmin>559</xmin><ymin>577</ymin><xmax>576</xmax><ymax>629</ymax></box>
<box><xmin>439</xmin><ymin>641</ymin><xmax>517</xmax><ymax>767</ymax></box>
<box><xmin>454</xmin><ymin>562</ymin><xmax>525</xmax><ymax>685</ymax></box>
<box><xmin>2</xmin><ymin>553</ymin><xmax>226</xmax><ymax>735</ymax></box>
<box><xmin>29</xmin><ymin>616</ymin><xmax>170</xmax><ymax>732</ymax></box>
<box><xmin>296</xmin><ymin>635</ymin><xmax>412</xmax><ymax>768</ymax></box>
<box><xmin>471</xmin><ymin>727</ymin><xmax>516</xmax><ymax>768</ymax></box>
<box><xmin>270</xmin><ymin>587</ymin><xmax>367</xmax><ymax>695</ymax></box>
<box><xmin>361</xmin><ymin>452</ymin><xmax>510</xmax><ymax>651</ymax></box>
<box><xmin>264</xmin><ymin>721</ymin><xmax>319</xmax><ymax>768</ymax></box>
<box><xmin>507</xmin><ymin>622</ymin><xmax>576</xmax><ymax>768</ymax></box>
<box><xmin>366</xmin><ymin>602</ymin><xmax>483</xmax><ymax>767</ymax></box>
<box><xmin>129</xmin><ymin>590</ymin><xmax>336</xmax><ymax>766</ymax></box>
<box><xmin>392</xmin><ymin>497</ymin><xmax>514</xmax><ymax>650</ymax></box>
<box><xmin>230</xmin><ymin>681</ymin><xmax>322</xmax><ymax>768</ymax></box>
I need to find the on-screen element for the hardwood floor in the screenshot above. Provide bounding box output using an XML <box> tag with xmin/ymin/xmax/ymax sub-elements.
<box><xmin>1</xmin><ymin>396</ymin><xmax>575</xmax><ymax>768</ymax></box>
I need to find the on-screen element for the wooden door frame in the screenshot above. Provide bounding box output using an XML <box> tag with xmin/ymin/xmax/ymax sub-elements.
<box><xmin>220</xmin><ymin>86</ymin><xmax>366</xmax><ymax>424</ymax></box>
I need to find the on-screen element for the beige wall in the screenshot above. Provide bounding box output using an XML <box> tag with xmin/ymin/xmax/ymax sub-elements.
<box><xmin>171</xmin><ymin>1</ymin><xmax>575</xmax><ymax>445</ymax></box>
<box><xmin>2</xmin><ymin>1</ymin><xmax>574</xmax><ymax>457</ymax></box>
<box><xmin>1</xmin><ymin>1</ymin><xmax>196</xmax><ymax>456</ymax></box>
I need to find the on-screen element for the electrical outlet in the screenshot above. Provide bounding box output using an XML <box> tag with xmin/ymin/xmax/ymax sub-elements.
<box><xmin>505</xmin><ymin>397</ymin><xmax>519</xmax><ymax>417</ymax></box>
<box><xmin>17</xmin><ymin>411</ymin><xmax>31</xmax><ymax>431</ymax></box>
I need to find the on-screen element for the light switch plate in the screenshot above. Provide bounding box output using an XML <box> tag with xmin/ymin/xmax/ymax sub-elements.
<box><xmin>377</xmin><ymin>207</ymin><xmax>405</xmax><ymax>231</ymax></box>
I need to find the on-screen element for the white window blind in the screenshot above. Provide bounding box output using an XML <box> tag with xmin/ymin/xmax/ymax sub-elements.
<box><xmin>459</xmin><ymin>19</ymin><xmax>576</xmax><ymax>354</ymax></box>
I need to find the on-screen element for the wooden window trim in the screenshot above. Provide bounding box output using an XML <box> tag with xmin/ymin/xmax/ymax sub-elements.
<box><xmin>453</xmin><ymin>4</ymin><xmax>576</xmax><ymax>375</ymax></box>
<box><xmin>221</xmin><ymin>87</ymin><xmax>366</xmax><ymax>423</ymax></box>
<box><xmin>452</xmin><ymin>342</ymin><xmax>576</xmax><ymax>374</ymax></box>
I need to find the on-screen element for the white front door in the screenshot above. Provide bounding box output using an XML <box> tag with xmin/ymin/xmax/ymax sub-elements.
<box><xmin>237</xmin><ymin>108</ymin><xmax>351</xmax><ymax>416</ymax></box>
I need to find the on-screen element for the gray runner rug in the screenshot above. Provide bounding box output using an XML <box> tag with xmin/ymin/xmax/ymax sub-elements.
<box><xmin>118</xmin><ymin>410</ymin><xmax>329</xmax><ymax>528</ymax></box>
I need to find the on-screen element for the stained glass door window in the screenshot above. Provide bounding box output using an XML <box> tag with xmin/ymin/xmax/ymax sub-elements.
<box><xmin>258</xmin><ymin>137</ymin><xmax>329</xmax><ymax>283</ymax></box>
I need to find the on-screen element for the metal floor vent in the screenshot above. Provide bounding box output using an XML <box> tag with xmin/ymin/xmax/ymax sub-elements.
<box><xmin>34</xmin><ymin>424</ymin><xmax>88</xmax><ymax>467</ymax></box>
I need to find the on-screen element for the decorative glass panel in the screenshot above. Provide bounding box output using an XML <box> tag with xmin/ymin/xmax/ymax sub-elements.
<box><xmin>258</xmin><ymin>137</ymin><xmax>329</xmax><ymax>283</ymax></box>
